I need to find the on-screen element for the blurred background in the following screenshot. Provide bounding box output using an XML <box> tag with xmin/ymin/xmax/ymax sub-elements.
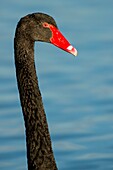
<box><xmin>0</xmin><ymin>0</ymin><xmax>113</xmax><ymax>170</ymax></box>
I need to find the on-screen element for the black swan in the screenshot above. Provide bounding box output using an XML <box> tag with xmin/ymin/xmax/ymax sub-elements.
<box><xmin>14</xmin><ymin>13</ymin><xmax>77</xmax><ymax>170</ymax></box>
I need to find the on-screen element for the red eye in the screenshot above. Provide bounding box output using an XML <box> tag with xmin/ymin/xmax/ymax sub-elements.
<box><xmin>43</xmin><ymin>22</ymin><xmax>49</xmax><ymax>28</ymax></box>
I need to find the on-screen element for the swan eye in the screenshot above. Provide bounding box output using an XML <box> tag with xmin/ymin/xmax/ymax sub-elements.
<box><xmin>42</xmin><ymin>22</ymin><xmax>50</xmax><ymax>28</ymax></box>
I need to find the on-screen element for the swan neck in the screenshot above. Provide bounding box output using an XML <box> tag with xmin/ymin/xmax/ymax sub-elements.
<box><xmin>14</xmin><ymin>35</ymin><xmax>57</xmax><ymax>170</ymax></box>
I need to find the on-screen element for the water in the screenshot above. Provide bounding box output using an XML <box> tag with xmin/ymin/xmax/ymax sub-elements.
<box><xmin>0</xmin><ymin>0</ymin><xmax>113</xmax><ymax>169</ymax></box>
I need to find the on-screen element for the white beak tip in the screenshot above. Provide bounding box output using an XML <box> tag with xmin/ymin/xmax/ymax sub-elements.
<box><xmin>67</xmin><ymin>45</ymin><xmax>78</xmax><ymax>57</ymax></box>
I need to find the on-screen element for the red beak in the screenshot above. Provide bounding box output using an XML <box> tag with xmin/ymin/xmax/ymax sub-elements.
<box><xmin>49</xmin><ymin>25</ymin><xmax>78</xmax><ymax>56</ymax></box>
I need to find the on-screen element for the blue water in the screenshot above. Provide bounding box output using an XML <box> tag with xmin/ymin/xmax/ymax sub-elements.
<box><xmin>0</xmin><ymin>1</ymin><xmax>113</xmax><ymax>170</ymax></box>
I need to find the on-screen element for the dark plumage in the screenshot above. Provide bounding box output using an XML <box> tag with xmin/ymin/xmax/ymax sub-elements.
<box><xmin>14</xmin><ymin>12</ymin><xmax>77</xmax><ymax>170</ymax></box>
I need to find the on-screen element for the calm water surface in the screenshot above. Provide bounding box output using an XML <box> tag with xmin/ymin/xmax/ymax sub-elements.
<box><xmin>0</xmin><ymin>1</ymin><xmax>113</xmax><ymax>170</ymax></box>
